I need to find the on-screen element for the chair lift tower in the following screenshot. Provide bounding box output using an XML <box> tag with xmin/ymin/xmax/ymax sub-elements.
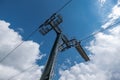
<box><xmin>39</xmin><ymin>13</ymin><xmax>90</xmax><ymax>80</ymax></box>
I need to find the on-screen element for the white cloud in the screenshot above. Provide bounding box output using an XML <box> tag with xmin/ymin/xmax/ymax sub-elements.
<box><xmin>102</xmin><ymin>0</ymin><xmax>120</xmax><ymax>29</ymax></box>
<box><xmin>59</xmin><ymin>1</ymin><xmax>120</xmax><ymax>80</ymax></box>
<box><xmin>0</xmin><ymin>20</ymin><xmax>42</xmax><ymax>80</ymax></box>
<box><xmin>99</xmin><ymin>0</ymin><xmax>106</xmax><ymax>6</ymax></box>
<box><xmin>17</xmin><ymin>28</ymin><xmax>24</xmax><ymax>33</ymax></box>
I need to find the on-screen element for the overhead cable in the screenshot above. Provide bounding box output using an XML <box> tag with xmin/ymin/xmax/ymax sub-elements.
<box><xmin>80</xmin><ymin>20</ymin><xmax>120</xmax><ymax>42</ymax></box>
<box><xmin>56</xmin><ymin>0</ymin><xmax>73</xmax><ymax>13</ymax></box>
<box><xmin>7</xmin><ymin>66</ymin><xmax>35</xmax><ymax>80</ymax></box>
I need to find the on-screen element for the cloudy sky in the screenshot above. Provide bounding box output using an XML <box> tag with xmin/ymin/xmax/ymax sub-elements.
<box><xmin>0</xmin><ymin>0</ymin><xmax>120</xmax><ymax>80</ymax></box>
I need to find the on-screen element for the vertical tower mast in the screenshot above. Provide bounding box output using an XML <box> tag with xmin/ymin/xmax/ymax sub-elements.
<box><xmin>39</xmin><ymin>13</ymin><xmax>90</xmax><ymax>80</ymax></box>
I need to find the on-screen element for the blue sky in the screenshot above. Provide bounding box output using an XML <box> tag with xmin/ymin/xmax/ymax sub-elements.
<box><xmin>0</xmin><ymin>0</ymin><xmax>104</xmax><ymax>79</ymax></box>
<box><xmin>1</xmin><ymin>0</ymin><xmax>120</xmax><ymax>80</ymax></box>
<box><xmin>0</xmin><ymin>0</ymin><xmax>101</xmax><ymax>55</ymax></box>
